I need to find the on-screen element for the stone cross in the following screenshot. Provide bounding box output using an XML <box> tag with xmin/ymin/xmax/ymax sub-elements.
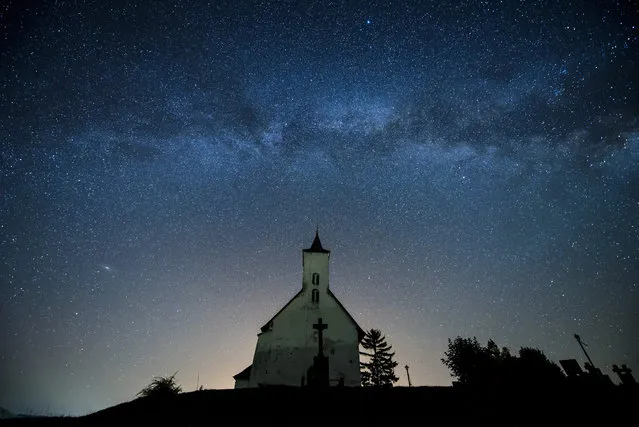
<box><xmin>313</xmin><ymin>317</ymin><xmax>328</xmax><ymax>356</ymax></box>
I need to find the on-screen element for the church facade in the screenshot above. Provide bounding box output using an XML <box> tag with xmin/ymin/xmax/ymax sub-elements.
<box><xmin>233</xmin><ymin>232</ymin><xmax>364</xmax><ymax>388</ymax></box>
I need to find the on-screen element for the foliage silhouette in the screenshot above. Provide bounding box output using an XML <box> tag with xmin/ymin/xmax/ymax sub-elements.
<box><xmin>442</xmin><ymin>336</ymin><xmax>564</xmax><ymax>387</ymax></box>
<box><xmin>360</xmin><ymin>328</ymin><xmax>399</xmax><ymax>387</ymax></box>
<box><xmin>517</xmin><ymin>346</ymin><xmax>566</xmax><ymax>384</ymax></box>
<box><xmin>137</xmin><ymin>372</ymin><xmax>183</xmax><ymax>399</ymax></box>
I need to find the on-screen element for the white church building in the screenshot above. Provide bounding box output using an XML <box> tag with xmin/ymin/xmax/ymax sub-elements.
<box><xmin>233</xmin><ymin>232</ymin><xmax>364</xmax><ymax>388</ymax></box>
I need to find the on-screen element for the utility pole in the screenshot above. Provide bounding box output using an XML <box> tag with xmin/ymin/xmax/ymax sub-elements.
<box><xmin>574</xmin><ymin>334</ymin><xmax>596</xmax><ymax>368</ymax></box>
<box><xmin>405</xmin><ymin>365</ymin><xmax>412</xmax><ymax>387</ymax></box>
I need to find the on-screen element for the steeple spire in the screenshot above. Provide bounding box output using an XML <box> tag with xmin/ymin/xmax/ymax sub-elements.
<box><xmin>304</xmin><ymin>230</ymin><xmax>330</xmax><ymax>253</ymax></box>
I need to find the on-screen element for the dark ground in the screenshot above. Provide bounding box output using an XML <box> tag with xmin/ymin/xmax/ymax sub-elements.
<box><xmin>3</xmin><ymin>384</ymin><xmax>636</xmax><ymax>426</ymax></box>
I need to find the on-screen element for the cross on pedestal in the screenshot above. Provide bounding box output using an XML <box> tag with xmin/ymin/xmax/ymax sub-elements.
<box><xmin>313</xmin><ymin>317</ymin><xmax>328</xmax><ymax>357</ymax></box>
<box><xmin>307</xmin><ymin>317</ymin><xmax>330</xmax><ymax>388</ymax></box>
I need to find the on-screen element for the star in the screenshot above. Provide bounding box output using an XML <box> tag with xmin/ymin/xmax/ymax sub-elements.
<box><xmin>0</xmin><ymin>0</ymin><xmax>636</xmax><ymax>416</ymax></box>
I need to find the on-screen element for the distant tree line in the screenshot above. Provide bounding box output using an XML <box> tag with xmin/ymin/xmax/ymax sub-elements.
<box><xmin>442</xmin><ymin>336</ymin><xmax>565</xmax><ymax>388</ymax></box>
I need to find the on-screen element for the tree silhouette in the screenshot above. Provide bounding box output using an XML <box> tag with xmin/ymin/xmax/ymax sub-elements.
<box><xmin>517</xmin><ymin>346</ymin><xmax>565</xmax><ymax>384</ymax></box>
<box><xmin>441</xmin><ymin>336</ymin><xmax>489</xmax><ymax>385</ymax></box>
<box><xmin>360</xmin><ymin>328</ymin><xmax>399</xmax><ymax>387</ymax></box>
<box><xmin>137</xmin><ymin>372</ymin><xmax>182</xmax><ymax>399</ymax></box>
<box><xmin>442</xmin><ymin>336</ymin><xmax>564</xmax><ymax>387</ymax></box>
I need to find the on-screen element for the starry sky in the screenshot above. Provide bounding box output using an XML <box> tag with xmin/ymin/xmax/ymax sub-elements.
<box><xmin>1</xmin><ymin>0</ymin><xmax>637</xmax><ymax>416</ymax></box>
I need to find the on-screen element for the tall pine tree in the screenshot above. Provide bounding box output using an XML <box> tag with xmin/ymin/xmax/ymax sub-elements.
<box><xmin>360</xmin><ymin>328</ymin><xmax>399</xmax><ymax>387</ymax></box>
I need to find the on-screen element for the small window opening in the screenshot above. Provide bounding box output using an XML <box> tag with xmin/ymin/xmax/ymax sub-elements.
<box><xmin>312</xmin><ymin>273</ymin><xmax>320</xmax><ymax>285</ymax></box>
<box><xmin>312</xmin><ymin>289</ymin><xmax>320</xmax><ymax>303</ymax></box>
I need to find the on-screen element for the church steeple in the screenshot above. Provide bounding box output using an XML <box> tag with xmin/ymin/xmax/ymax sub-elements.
<box><xmin>302</xmin><ymin>231</ymin><xmax>330</xmax><ymax>292</ymax></box>
<box><xmin>304</xmin><ymin>230</ymin><xmax>330</xmax><ymax>254</ymax></box>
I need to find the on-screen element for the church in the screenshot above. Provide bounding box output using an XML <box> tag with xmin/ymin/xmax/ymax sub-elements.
<box><xmin>233</xmin><ymin>232</ymin><xmax>364</xmax><ymax>388</ymax></box>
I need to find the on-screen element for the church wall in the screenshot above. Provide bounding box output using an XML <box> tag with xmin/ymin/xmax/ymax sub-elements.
<box><xmin>234</xmin><ymin>378</ymin><xmax>250</xmax><ymax>389</ymax></box>
<box><xmin>302</xmin><ymin>251</ymin><xmax>329</xmax><ymax>292</ymax></box>
<box><xmin>248</xmin><ymin>287</ymin><xmax>360</xmax><ymax>387</ymax></box>
<box><xmin>321</xmin><ymin>300</ymin><xmax>361</xmax><ymax>387</ymax></box>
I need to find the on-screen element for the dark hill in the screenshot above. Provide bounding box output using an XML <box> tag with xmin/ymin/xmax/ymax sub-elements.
<box><xmin>3</xmin><ymin>384</ymin><xmax>636</xmax><ymax>426</ymax></box>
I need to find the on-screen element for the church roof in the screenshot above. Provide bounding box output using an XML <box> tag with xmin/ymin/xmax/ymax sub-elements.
<box><xmin>259</xmin><ymin>290</ymin><xmax>302</xmax><ymax>333</ymax></box>
<box><xmin>327</xmin><ymin>289</ymin><xmax>366</xmax><ymax>341</ymax></box>
<box><xmin>259</xmin><ymin>289</ymin><xmax>365</xmax><ymax>341</ymax></box>
<box><xmin>233</xmin><ymin>365</ymin><xmax>252</xmax><ymax>380</ymax></box>
<box><xmin>303</xmin><ymin>231</ymin><xmax>330</xmax><ymax>253</ymax></box>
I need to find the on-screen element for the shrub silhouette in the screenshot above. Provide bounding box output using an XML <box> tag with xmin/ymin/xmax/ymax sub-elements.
<box><xmin>442</xmin><ymin>336</ymin><xmax>564</xmax><ymax>387</ymax></box>
<box><xmin>137</xmin><ymin>372</ymin><xmax>182</xmax><ymax>399</ymax></box>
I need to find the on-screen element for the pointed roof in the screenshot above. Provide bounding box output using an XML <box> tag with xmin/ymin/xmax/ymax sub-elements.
<box><xmin>327</xmin><ymin>288</ymin><xmax>366</xmax><ymax>341</ymax></box>
<box><xmin>303</xmin><ymin>231</ymin><xmax>330</xmax><ymax>253</ymax></box>
<box><xmin>259</xmin><ymin>289</ymin><xmax>302</xmax><ymax>333</ymax></box>
<box><xmin>259</xmin><ymin>289</ymin><xmax>365</xmax><ymax>341</ymax></box>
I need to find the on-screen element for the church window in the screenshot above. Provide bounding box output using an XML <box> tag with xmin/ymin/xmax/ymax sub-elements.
<box><xmin>312</xmin><ymin>273</ymin><xmax>319</xmax><ymax>285</ymax></box>
<box><xmin>311</xmin><ymin>289</ymin><xmax>319</xmax><ymax>303</ymax></box>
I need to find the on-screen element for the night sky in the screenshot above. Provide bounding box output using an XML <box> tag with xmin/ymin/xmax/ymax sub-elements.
<box><xmin>1</xmin><ymin>0</ymin><xmax>637</xmax><ymax>416</ymax></box>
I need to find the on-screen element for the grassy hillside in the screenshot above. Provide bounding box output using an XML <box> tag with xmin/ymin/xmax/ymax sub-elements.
<box><xmin>3</xmin><ymin>384</ymin><xmax>636</xmax><ymax>426</ymax></box>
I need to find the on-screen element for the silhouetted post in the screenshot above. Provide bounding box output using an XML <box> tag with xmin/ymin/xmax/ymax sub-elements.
<box><xmin>574</xmin><ymin>334</ymin><xmax>596</xmax><ymax>368</ymax></box>
<box><xmin>405</xmin><ymin>365</ymin><xmax>412</xmax><ymax>387</ymax></box>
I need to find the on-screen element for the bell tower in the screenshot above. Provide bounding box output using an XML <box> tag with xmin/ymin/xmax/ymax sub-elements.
<box><xmin>302</xmin><ymin>231</ymin><xmax>330</xmax><ymax>299</ymax></box>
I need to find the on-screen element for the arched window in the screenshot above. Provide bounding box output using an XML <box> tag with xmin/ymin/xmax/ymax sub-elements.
<box><xmin>312</xmin><ymin>289</ymin><xmax>319</xmax><ymax>303</ymax></box>
<box><xmin>312</xmin><ymin>273</ymin><xmax>319</xmax><ymax>285</ymax></box>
